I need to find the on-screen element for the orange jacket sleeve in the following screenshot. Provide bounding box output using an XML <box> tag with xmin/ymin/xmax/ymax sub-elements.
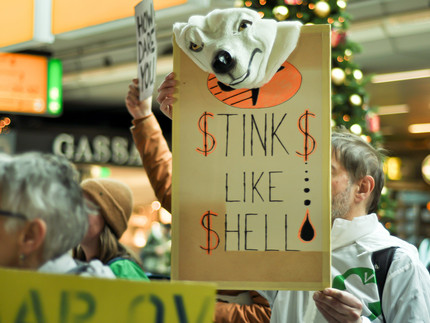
<box><xmin>131</xmin><ymin>117</ymin><xmax>271</xmax><ymax>323</ymax></box>
<box><xmin>215</xmin><ymin>291</ymin><xmax>271</xmax><ymax>323</ymax></box>
<box><xmin>131</xmin><ymin>115</ymin><xmax>172</xmax><ymax>212</ymax></box>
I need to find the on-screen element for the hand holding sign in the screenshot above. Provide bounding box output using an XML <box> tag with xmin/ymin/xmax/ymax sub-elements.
<box><xmin>157</xmin><ymin>72</ymin><xmax>177</xmax><ymax>119</ymax></box>
<box><xmin>125</xmin><ymin>78</ymin><xmax>153</xmax><ymax>119</ymax></box>
<box><xmin>135</xmin><ymin>0</ymin><xmax>157</xmax><ymax>100</ymax></box>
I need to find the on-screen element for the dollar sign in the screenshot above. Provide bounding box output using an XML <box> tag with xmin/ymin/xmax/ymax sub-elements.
<box><xmin>196</xmin><ymin>111</ymin><xmax>217</xmax><ymax>156</ymax></box>
<box><xmin>200</xmin><ymin>211</ymin><xmax>220</xmax><ymax>255</ymax></box>
<box><xmin>296</xmin><ymin>109</ymin><xmax>316</xmax><ymax>162</ymax></box>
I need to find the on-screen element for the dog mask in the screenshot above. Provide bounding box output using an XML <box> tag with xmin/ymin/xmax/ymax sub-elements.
<box><xmin>173</xmin><ymin>8</ymin><xmax>302</xmax><ymax>89</ymax></box>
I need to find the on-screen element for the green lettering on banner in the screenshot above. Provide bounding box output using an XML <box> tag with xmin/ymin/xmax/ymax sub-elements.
<box><xmin>59</xmin><ymin>291</ymin><xmax>96</xmax><ymax>323</ymax></box>
<box><xmin>174</xmin><ymin>295</ymin><xmax>212</xmax><ymax>323</ymax></box>
<box><xmin>127</xmin><ymin>295</ymin><xmax>165</xmax><ymax>323</ymax></box>
<box><xmin>14</xmin><ymin>290</ymin><xmax>46</xmax><ymax>323</ymax></box>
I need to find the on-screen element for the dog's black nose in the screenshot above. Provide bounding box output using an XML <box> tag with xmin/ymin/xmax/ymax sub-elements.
<box><xmin>212</xmin><ymin>50</ymin><xmax>236</xmax><ymax>74</ymax></box>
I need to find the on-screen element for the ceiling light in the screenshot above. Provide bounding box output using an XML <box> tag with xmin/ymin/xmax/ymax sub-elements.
<box><xmin>372</xmin><ymin>69</ymin><xmax>430</xmax><ymax>83</ymax></box>
<box><xmin>408</xmin><ymin>123</ymin><xmax>430</xmax><ymax>134</ymax></box>
<box><xmin>377</xmin><ymin>104</ymin><xmax>409</xmax><ymax>115</ymax></box>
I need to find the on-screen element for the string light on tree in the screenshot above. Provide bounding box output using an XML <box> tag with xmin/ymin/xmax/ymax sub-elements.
<box><xmin>349</xmin><ymin>94</ymin><xmax>362</xmax><ymax>106</ymax></box>
<box><xmin>273</xmin><ymin>6</ymin><xmax>289</xmax><ymax>20</ymax></box>
<box><xmin>333</xmin><ymin>20</ymin><xmax>343</xmax><ymax>29</ymax></box>
<box><xmin>0</xmin><ymin>117</ymin><xmax>11</xmax><ymax>134</ymax></box>
<box><xmin>344</xmin><ymin>49</ymin><xmax>352</xmax><ymax>60</ymax></box>
<box><xmin>314</xmin><ymin>1</ymin><xmax>331</xmax><ymax>18</ymax></box>
<box><xmin>350</xmin><ymin>124</ymin><xmax>362</xmax><ymax>135</ymax></box>
<box><xmin>362</xmin><ymin>135</ymin><xmax>371</xmax><ymax>143</ymax></box>
<box><xmin>331</xmin><ymin>67</ymin><xmax>346</xmax><ymax>85</ymax></box>
<box><xmin>353</xmin><ymin>69</ymin><xmax>363</xmax><ymax>82</ymax></box>
<box><xmin>337</xmin><ymin>0</ymin><xmax>347</xmax><ymax>9</ymax></box>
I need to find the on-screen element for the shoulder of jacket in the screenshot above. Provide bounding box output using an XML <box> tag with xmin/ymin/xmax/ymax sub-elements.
<box><xmin>84</xmin><ymin>259</ymin><xmax>116</xmax><ymax>278</ymax></box>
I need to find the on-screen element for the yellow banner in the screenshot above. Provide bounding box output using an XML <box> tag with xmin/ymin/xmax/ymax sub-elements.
<box><xmin>0</xmin><ymin>268</ymin><xmax>215</xmax><ymax>323</ymax></box>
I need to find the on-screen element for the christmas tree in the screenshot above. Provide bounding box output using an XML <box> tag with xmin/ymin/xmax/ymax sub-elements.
<box><xmin>238</xmin><ymin>0</ymin><xmax>396</xmax><ymax>233</ymax></box>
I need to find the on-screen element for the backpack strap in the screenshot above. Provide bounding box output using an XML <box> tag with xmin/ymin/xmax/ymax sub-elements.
<box><xmin>371</xmin><ymin>246</ymin><xmax>398</xmax><ymax>323</ymax></box>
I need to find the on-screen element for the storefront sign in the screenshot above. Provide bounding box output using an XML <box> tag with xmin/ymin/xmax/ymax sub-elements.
<box><xmin>52</xmin><ymin>133</ymin><xmax>142</xmax><ymax>166</ymax></box>
<box><xmin>0</xmin><ymin>53</ymin><xmax>62</xmax><ymax>116</ymax></box>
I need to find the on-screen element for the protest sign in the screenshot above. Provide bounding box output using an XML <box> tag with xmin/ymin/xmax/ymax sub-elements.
<box><xmin>135</xmin><ymin>0</ymin><xmax>157</xmax><ymax>100</ymax></box>
<box><xmin>171</xmin><ymin>25</ymin><xmax>331</xmax><ymax>290</ymax></box>
<box><xmin>0</xmin><ymin>268</ymin><xmax>215</xmax><ymax>322</ymax></box>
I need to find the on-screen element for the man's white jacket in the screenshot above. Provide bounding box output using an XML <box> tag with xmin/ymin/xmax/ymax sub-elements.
<box><xmin>38</xmin><ymin>253</ymin><xmax>115</xmax><ymax>278</ymax></box>
<box><xmin>259</xmin><ymin>214</ymin><xmax>430</xmax><ymax>322</ymax></box>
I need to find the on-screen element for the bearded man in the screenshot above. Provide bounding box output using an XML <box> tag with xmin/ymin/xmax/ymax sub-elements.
<box><xmin>258</xmin><ymin>129</ymin><xmax>430</xmax><ymax>323</ymax></box>
<box><xmin>134</xmin><ymin>73</ymin><xmax>430</xmax><ymax>323</ymax></box>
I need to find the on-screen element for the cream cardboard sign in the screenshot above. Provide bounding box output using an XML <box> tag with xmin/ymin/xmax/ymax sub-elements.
<box><xmin>171</xmin><ymin>25</ymin><xmax>331</xmax><ymax>290</ymax></box>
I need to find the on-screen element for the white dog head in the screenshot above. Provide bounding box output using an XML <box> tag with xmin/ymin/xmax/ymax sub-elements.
<box><xmin>173</xmin><ymin>8</ymin><xmax>302</xmax><ymax>89</ymax></box>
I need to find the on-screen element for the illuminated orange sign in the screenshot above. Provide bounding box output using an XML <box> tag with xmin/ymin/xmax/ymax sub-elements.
<box><xmin>52</xmin><ymin>0</ymin><xmax>187</xmax><ymax>35</ymax></box>
<box><xmin>0</xmin><ymin>53</ymin><xmax>62</xmax><ymax>116</ymax></box>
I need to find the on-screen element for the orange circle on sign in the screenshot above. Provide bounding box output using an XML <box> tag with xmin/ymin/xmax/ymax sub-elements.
<box><xmin>207</xmin><ymin>61</ymin><xmax>302</xmax><ymax>109</ymax></box>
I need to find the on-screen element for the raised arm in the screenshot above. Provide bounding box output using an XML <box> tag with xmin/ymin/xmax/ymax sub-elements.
<box><xmin>125</xmin><ymin>77</ymin><xmax>174</xmax><ymax>212</ymax></box>
<box><xmin>127</xmin><ymin>74</ymin><xmax>271</xmax><ymax>323</ymax></box>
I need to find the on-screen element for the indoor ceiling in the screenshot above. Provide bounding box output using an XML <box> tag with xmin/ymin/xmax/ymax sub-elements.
<box><xmin>13</xmin><ymin>0</ymin><xmax>430</xmax><ymax>155</ymax></box>
<box><xmin>347</xmin><ymin>0</ymin><xmax>430</xmax><ymax>155</ymax></box>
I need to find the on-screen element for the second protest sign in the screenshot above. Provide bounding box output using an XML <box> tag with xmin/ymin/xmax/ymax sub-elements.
<box><xmin>172</xmin><ymin>25</ymin><xmax>331</xmax><ymax>290</ymax></box>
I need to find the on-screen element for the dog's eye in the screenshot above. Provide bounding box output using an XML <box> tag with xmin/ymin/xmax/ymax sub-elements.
<box><xmin>189</xmin><ymin>42</ymin><xmax>203</xmax><ymax>52</ymax></box>
<box><xmin>238</xmin><ymin>20</ymin><xmax>252</xmax><ymax>32</ymax></box>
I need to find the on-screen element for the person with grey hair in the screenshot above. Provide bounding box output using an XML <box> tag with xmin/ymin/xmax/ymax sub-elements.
<box><xmin>0</xmin><ymin>152</ymin><xmax>114</xmax><ymax>278</ymax></box>
<box><xmin>155</xmin><ymin>74</ymin><xmax>430</xmax><ymax>323</ymax></box>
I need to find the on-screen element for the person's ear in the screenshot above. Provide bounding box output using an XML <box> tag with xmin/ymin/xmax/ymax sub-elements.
<box><xmin>355</xmin><ymin>175</ymin><xmax>375</xmax><ymax>203</ymax></box>
<box><xmin>20</xmin><ymin>219</ymin><xmax>47</xmax><ymax>255</ymax></box>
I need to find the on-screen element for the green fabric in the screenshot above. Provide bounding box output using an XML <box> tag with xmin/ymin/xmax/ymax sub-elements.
<box><xmin>109</xmin><ymin>258</ymin><xmax>149</xmax><ymax>281</ymax></box>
